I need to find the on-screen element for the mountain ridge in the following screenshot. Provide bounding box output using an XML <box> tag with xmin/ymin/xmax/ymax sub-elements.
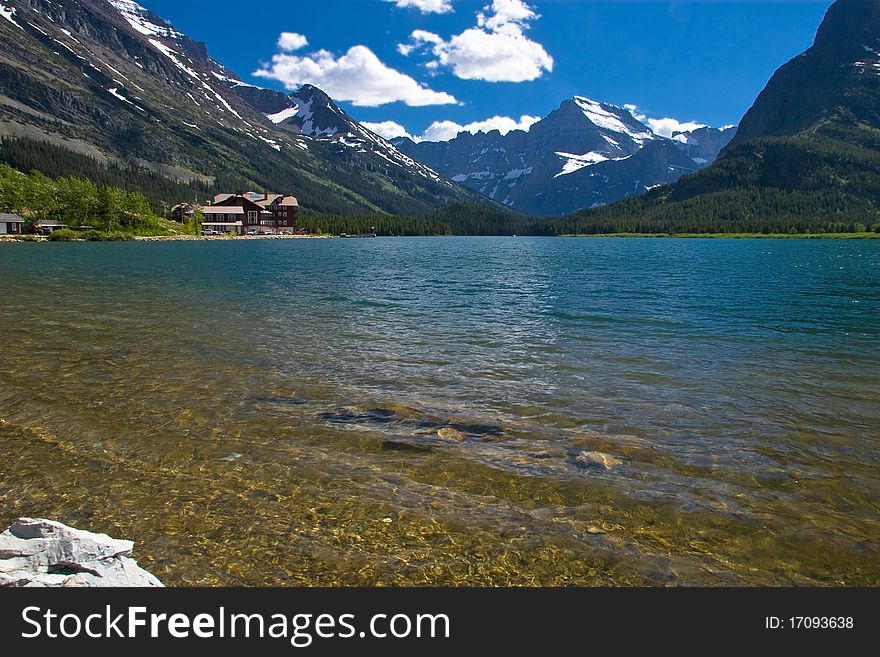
<box><xmin>555</xmin><ymin>0</ymin><xmax>880</xmax><ymax>235</ymax></box>
<box><xmin>392</xmin><ymin>95</ymin><xmax>735</xmax><ymax>216</ymax></box>
<box><xmin>0</xmin><ymin>0</ymin><xmax>477</xmax><ymax>215</ymax></box>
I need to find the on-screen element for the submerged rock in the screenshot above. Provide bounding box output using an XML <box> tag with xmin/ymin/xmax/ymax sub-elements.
<box><xmin>381</xmin><ymin>440</ymin><xmax>432</xmax><ymax>454</ymax></box>
<box><xmin>0</xmin><ymin>518</ymin><xmax>163</xmax><ymax>587</ymax></box>
<box><xmin>575</xmin><ymin>451</ymin><xmax>624</xmax><ymax>471</ymax></box>
<box><xmin>436</xmin><ymin>427</ymin><xmax>466</xmax><ymax>442</ymax></box>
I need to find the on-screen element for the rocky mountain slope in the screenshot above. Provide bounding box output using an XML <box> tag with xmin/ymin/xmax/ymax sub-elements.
<box><xmin>557</xmin><ymin>0</ymin><xmax>880</xmax><ymax>234</ymax></box>
<box><xmin>393</xmin><ymin>97</ymin><xmax>735</xmax><ymax>216</ymax></box>
<box><xmin>0</xmin><ymin>0</ymin><xmax>477</xmax><ymax>215</ymax></box>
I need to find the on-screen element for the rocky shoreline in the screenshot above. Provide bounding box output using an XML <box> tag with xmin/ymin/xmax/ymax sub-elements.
<box><xmin>134</xmin><ymin>234</ymin><xmax>334</xmax><ymax>241</ymax></box>
<box><xmin>0</xmin><ymin>233</ymin><xmax>334</xmax><ymax>243</ymax></box>
<box><xmin>0</xmin><ymin>518</ymin><xmax>163</xmax><ymax>587</ymax></box>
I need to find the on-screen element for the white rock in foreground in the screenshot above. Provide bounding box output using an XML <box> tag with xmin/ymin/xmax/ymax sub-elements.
<box><xmin>0</xmin><ymin>518</ymin><xmax>163</xmax><ymax>587</ymax></box>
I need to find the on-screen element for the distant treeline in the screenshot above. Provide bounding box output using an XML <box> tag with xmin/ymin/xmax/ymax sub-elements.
<box><xmin>3</xmin><ymin>133</ymin><xmax>880</xmax><ymax>237</ymax></box>
<box><xmin>0</xmin><ymin>137</ymin><xmax>225</xmax><ymax>213</ymax></box>
<box><xmin>555</xmin><ymin>132</ymin><xmax>880</xmax><ymax>235</ymax></box>
<box><xmin>0</xmin><ymin>135</ymin><xmax>471</xmax><ymax>217</ymax></box>
<box><xmin>302</xmin><ymin>204</ymin><xmax>553</xmax><ymax>237</ymax></box>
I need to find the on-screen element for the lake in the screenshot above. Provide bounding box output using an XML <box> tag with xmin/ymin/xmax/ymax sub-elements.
<box><xmin>1</xmin><ymin>237</ymin><xmax>878</xmax><ymax>585</ymax></box>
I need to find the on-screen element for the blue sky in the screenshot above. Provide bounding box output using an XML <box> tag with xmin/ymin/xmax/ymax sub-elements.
<box><xmin>142</xmin><ymin>0</ymin><xmax>834</xmax><ymax>140</ymax></box>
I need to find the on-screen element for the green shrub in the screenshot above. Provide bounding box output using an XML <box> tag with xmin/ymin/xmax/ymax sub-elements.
<box><xmin>47</xmin><ymin>229</ymin><xmax>82</xmax><ymax>241</ymax></box>
<box><xmin>82</xmin><ymin>230</ymin><xmax>132</xmax><ymax>241</ymax></box>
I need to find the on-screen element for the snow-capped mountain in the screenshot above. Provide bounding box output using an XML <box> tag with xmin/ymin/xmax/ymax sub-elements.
<box><xmin>230</xmin><ymin>83</ymin><xmax>441</xmax><ymax>181</ymax></box>
<box><xmin>0</xmin><ymin>0</ymin><xmax>474</xmax><ymax>214</ymax></box>
<box><xmin>564</xmin><ymin>0</ymin><xmax>880</xmax><ymax>233</ymax></box>
<box><xmin>393</xmin><ymin>97</ymin><xmax>736</xmax><ymax>215</ymax></box>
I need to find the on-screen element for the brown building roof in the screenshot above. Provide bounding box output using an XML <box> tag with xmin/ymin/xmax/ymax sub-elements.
<box><xmin>201</xmin><ymin>206</ymin><xmax>245</xmax><ymax>215</ymax></box>
<box><xmin>209</xmin><ymin>193</ymin><xmax>298</xmax><ymax>209</ymax></box>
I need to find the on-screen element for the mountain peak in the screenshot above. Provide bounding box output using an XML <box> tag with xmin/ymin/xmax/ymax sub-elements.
<box><xmin>394</xmin><ymin>93</ymin><xmax>730</xmax><ymax>215</ymax></box>
<box><xmin>107</xmin><ymin>0</ymin><xmax>181</xmax><ymax>40</ymax></box>
<box><xmin>295</xmin><ymin>84</ymin><xmax>333</xmax><ymax>106</ymax></box>
<box><xmin>0</xmin><ymin>0</ymin><xmax>471</xmax><ymax>214</ymax></box>
<box><xmin>568</xmin><ymin>96</ymin><xmax>655</xmax><ymax>144</ymax></box>
<box><xmin>732</xmin><ymin>0</ymin><xmax>880</xmax><ymax>142</ymax></box>
<box><xmin>814</xmin><ymin>0</ymin><xmax>880</xmax><ymax>49</ymax></box>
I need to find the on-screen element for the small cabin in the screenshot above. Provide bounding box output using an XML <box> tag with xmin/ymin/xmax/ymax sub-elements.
<box><xmin>171</xmin><ymin>203</ymin><xmax>197</xmax><ymax>223</ymax></box>
<box><xmin>0</xmin><ymin>213</ymin><xmax>24</xmax><ymax>235</ymax></box>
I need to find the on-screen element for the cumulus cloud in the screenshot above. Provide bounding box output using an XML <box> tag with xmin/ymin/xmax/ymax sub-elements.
<box><xmin>646</xmin><ymin>118</ymin><xmax>706</xmax><ymax>138</ymax></box>
<box><xmin>478</xmin><ymin>0</ymin><xmax>535</xmax><ymax>30</ymax></box>
<box><xmin>368</xmin><ymin>115</ymin><xmax>539</xmax><ymax>143</ymax></box>
<box><xmin>625</xmin><ymin>104</ymin><xmax>706</xmax><ymax>138</ymax></box>
<box><xmin>361</xmin><ymin>120</ymin><xmax>414</xmax><ymax>140</ymax></box>
<box><xmin>400</xmin><ymin>0</ymin><xmax>553</xmax><ymax>83</ymax></box>
<box><xmin>254</xmin><ymin>44</ymin><xmax>457</xmax><ymax>107</ymax></box>
<box><xmin>387</xmin><ymin>0</ymin><xmax>453</xmax><ymax>14</ymax></box>
<box><xmin>277</xmin><ymin>32</ymin><xmax>308</xmax><ymax>52</ymax></box>
<box><xmin>420</xmin><ymin>114</ymin><xmax>540</xmax><ymax>141</ymax></box>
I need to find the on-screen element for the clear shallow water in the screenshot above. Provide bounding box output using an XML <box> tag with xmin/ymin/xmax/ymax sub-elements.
<box><xmin>0</xmin><ymin>237</ymin><xmax>878</xmax><ymax>585</ymax></box>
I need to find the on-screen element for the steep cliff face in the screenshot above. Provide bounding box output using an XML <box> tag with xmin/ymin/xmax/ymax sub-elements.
<box><xmin>733</xmin><ymin>0</ymin><xmax>880</xmax><ymax>142</ymax></box>
<box><xmin>0</xmin><ymin>0</ymin><xmax>477</xmax><ymax>214</ymax></box>
<box><xmin>564</xmin><ymin>0</ymin><xmax>880</xmax><ymax>233</ymax></box>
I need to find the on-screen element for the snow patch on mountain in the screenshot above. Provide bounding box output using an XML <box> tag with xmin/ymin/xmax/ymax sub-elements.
<box><xmin>1</xmin><ymin>4</ymin><xmax>23</xmax><ymax>30</ymax></box>
<box><xmin>265</xmin><ymin>107</ymin><xmax>300</xmax><ymax>124</ymax></box>
<box><xmin>258</xmin><ymin>136</ymin><xmax>281</xmax><ymax>151</ymax></box>
<box><xmin>574</xmin><ymin>97</ymin><xmax>654</xmax><ymax>144</ymax></box>
<box><xmin>108</xmin><ymin>0</ymin><xmax>181</xmax><ymax>39</ymax></box>
<box><xmin>504</xmin><ymin>167</ymin><xmax>532</xmax><ymax>180</ymax></box>
<box><xmin>59</xmin><ymin>28</ymin><xmax>81</xmax><ymax>43</ymax></box>
<box><xmin>555</xmin><ymin>151</ymin><xmax>612</xmax><ymax>177</ymax></box>
<box><xmin>107</xmin><ymin>87</ymin><xmax>132</xmax><ymax>104</ymax></box>
<box><xmin>107</xmin><ymin>87</ymin><xmax>145</xmax><ymax>112</ymax></box>
<box><xmin>211</xmin><ymin>71</ymin><xmax>259</xmax><ymax>89</ymax></box>
<box><xmin>148</xmin><ymin>38</ymin><xmax>200</xmax><ymax>79</ymax></box>
<box><xmin>202</xmin><ymin>82</ymin><xmax>245</xmax><ymax>121</ymax></box>
<box><xmin>147</xmin><ymin>39</ymin><xmax>245</xmax><ymax>122</ymax></box>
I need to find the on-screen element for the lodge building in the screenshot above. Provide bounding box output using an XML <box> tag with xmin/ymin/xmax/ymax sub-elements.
<box><xmin>200</xmin><ymin>192</ymin><xmax>300</xmax><ymax>235</ymax></box>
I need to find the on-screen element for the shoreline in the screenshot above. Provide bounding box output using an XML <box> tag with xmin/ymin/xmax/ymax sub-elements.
<box><xmin>3</xmin><ymin>232</ymin><xmax>879</xmax><ymax>244</ymax></box>
<box><xmin>0</xmin><ymin>233</ymin><xmax>335</xmax><ymax>243</ymax></box>
<box><xmin>134</xmin><ymin>234</ymin><xmax>335</xmax><ymax>241</ymax></box>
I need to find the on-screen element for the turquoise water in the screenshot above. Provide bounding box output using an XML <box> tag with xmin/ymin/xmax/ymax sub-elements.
<box><xmin>1</xmin><ymin>237</ymin><xmax>878</xmax><ymax>585</ymax></box>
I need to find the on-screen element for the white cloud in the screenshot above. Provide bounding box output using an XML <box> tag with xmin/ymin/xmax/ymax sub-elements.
<box><xmin>400</xmin><ymin>0</ymin><xmax>553</xmax><ymax>83</ymax></box>
<box><xmin>417</xmin><ymin>114</ymin><xmax>541</xmax><ymax>141</ymax></box>
<box><xmin>625</xmin><ymin>104</ymin><xmax>706</xmax><ymax>138</ymax></box>
<box><xmin>623</xmin><ymin>104</ymin><xmax>646</xmax><ymax>122</ymax></box>
<box><xmin>361</xmin><ymin>120</ymin><xmax>414</xmax><ymax>140</ymax></box>
<box><xmin>647</xmin><ymin>118</ymin><xmax>706</xmax><ymax>138</ymax></box>
<box><xmin>478</xmin><ymin>0</ymin><xmax>535</xmax><ymax>30</ymax></box>
<box><xmin>424</xmin><ymin>114</ymin><xmax>540</xmax><ymax>140</ymax></box>
<box><xmin>254</xmin><ymin>44</ymin><xmax>457</xmax><ymax>107</ymax></box>
<box><xmin>278</xmin><ymin>32</ymin><xmax>308</xmax><ymax>52</ymax></box>
<box><xmin>387</xmin><ymin>0</ymin><xmax>453</xmax><ymax>14</ymax></box>
<box><xmin>362</xmin><ymin>115</ymin><xmax>540</xmax><ymax>143</ymax></box>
